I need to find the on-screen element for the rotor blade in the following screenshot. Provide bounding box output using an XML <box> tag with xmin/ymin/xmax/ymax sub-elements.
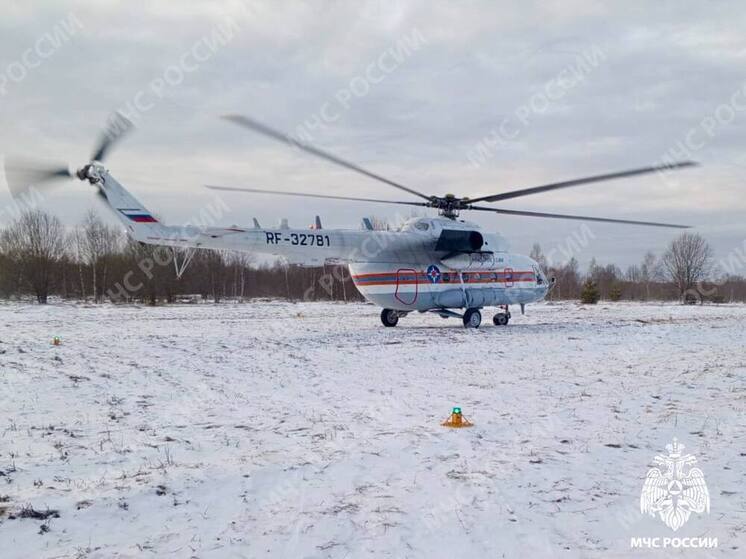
<box><xmin>205</xmin><ymin>184</ymin><xmax>430</xmax><ymax>207</ymax></box>
<box><xmin>469</xmin><ymin>205</ymin><xmax>690</xmax><ymax>229</ymax></box>
<box><xmin>4</xmin><ymin>157</ymin><xmax>72</xmax><ymax>199</ymax></box>
<box><xmin>468</xmin><ymin>161</ymin><xmax>698</xmax><ymax>204</ymax></box>
<box><xmin>222</xmin><ymin>114</ymin><xmax>432</xmax><ymax>201</ymax></box>
<box><xmin>91</xmin><ymin>112</ymin><xmax>134</xmax><ymax>162</ymax></box>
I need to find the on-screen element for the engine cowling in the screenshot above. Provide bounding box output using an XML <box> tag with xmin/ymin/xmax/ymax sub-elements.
<box><xmin>440</xmin><ymin>252</ymin><xmax>496</xmax><ymax>270</ymax></box>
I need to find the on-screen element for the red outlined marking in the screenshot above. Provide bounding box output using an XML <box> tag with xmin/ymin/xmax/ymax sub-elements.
<box><xmin>395</xmin><ymin>268</ymin><xmax>418</xmax><ymax>305</ymax></box>
<box><xmin>504</xmin><ymin>267</ymin><xmax>514</xmax><ymax>288</ymax></box>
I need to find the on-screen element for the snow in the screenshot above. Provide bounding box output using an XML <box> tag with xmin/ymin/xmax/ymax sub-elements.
<box><xmin>0</xmin><ymin>300</ymin><xmax>744</xmax><ymax>558</ymax></box>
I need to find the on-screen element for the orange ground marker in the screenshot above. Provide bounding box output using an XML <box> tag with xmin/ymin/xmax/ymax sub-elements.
<box><xmin>441</xmin><ymin>407</ymin><xmax>473</xmax><ymax>428</ymax></box>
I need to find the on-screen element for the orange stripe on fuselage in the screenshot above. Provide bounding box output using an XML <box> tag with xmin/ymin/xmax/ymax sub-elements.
<box><xmin>352</xmin><ymin>270</ymin><xmax>535</xmax><ymax>286</ymax></box>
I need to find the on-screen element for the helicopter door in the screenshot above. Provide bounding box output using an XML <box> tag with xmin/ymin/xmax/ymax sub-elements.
<box><xmin>504</xmin><ymin>267</ymin><xmax>514</xmax><ymax>288</ymax></box>
<box><xmin>395</xmin><ymin>268</ymin><xmax>418</xmax><ymax>305</ymax></box>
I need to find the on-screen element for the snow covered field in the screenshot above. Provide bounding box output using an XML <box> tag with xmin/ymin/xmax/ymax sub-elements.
<box><xmin>0</xmin><ymin>300</ymin><xmax>744</xmax><ymax>558</ymax></box>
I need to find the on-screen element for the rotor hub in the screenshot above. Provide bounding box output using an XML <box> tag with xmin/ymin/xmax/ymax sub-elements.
<box><xmin>428</xmin><ymin>195</ymin><xmax>471</xmax><ymax>219</ymax></box>
<box><xmin>75</xmin><ymin>164</ymin><xmax>90</xmax><ymax>181</ymax></box>
<box><xmin>75</xmin><ymin>162</ymin><xmax>104</xmax><ymax>184</ymax></box>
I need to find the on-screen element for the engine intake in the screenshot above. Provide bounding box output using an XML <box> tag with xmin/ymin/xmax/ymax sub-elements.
<box><xmin>435</xmin><ymin>229</ymin><xmax>484</xmax><ymax>252</ymax></box>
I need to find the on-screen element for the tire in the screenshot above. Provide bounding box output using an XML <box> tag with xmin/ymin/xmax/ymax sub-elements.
<box><xmin>381</xmin><ymin>308</ymin><xmax>399</xmax><ymax>327</ymax></box>
<box><xmin>493</xmin><ymin>312</ymin><xmax>510</xmax><ymax>326</ymax></box>
<box><xmin>463</xmin><ymin>308</ymin><xmax>482</xmax><ymax>328</ymax></box>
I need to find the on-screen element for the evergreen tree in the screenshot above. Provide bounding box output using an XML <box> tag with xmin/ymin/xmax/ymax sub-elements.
<box><xmin>580</xmin><ymin>278</ymin><xmax>600</xmax><ymax>304</ymax></box>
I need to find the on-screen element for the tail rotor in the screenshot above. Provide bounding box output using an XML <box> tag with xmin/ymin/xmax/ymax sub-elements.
<box><xmin>3</xmin><ymin>113</ymin><xmax>133</xmax><ymax>200</ymax></box>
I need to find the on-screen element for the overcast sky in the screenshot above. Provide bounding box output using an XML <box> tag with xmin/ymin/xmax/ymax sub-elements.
<box><xmin>1</xmin><ymin>0</ymin><xmax>744</xmax><ymax>270</ymax></box>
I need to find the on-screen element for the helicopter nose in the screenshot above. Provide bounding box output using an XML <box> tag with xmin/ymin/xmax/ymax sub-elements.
<box><xmin>528</xmin><ymin>257</ymin><xmax>550</xmax><ymax>287</ymax></box>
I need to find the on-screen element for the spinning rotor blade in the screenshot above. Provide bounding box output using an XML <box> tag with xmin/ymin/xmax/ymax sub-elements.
<box><xmin>4</xmin><ymin>158</ymin><xmax>72</xmax><ymax>198</ymax></box>
<box><xmin>469</xmin><ymin>205</ymin><xmax>690</xmax><ymax>229</ymax></box>
<box><xmin>222</xmin><ymin>114</ymin><xmax>432</xmax><ymax>201</ymax></box>
<box><xmin>205</xmin><ymin>184</ymin><xmax>429</xmax><ymax>207</ymax></box>
<box><xmin>91</xmin><ymin>112</ymin><xmax>134</xmax><ymax>162</ymax></box>
<box><xmin>5</xmin><ymin>112</ymin><xmax>134</xmax><ymax>200</ymax></box>
<box><xmin>468</xmin><ymin>161</ymin><xmax>698</xmax><ymax>204</ymax></box>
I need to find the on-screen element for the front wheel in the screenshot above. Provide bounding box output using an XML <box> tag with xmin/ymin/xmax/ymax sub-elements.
<box><xmin>493</xmin><ymin>312</ymin><xmax>510</xmax><ymax>326</ymax></box>
<box><xmin>381</xmin><ymin>308</ymin><xmax>399</xmax><ymax>327</ymax></box>
<box><xmin>463</xmin><ymin>308</ymin><xmax>482</xmax><ymax>328</ymax></box>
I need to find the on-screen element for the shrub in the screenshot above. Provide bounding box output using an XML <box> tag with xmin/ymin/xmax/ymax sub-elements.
<box><xmin>580</xmin><ymin>279</ymin><xmax>600</xmax><ymax>304</ymax></box>
<box><xmin>609</xmin><ymin>284</ymin><xmax>623</xmax><ymax>302</ymax></box>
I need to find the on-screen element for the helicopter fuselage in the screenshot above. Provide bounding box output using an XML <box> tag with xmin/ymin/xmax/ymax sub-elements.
<box><xmin>349</xmin><ymin>257</ymin><xmax>548</xmax><ymax>312</ymax></box>
<box><xmin>95</xmin><ymin>168</ymin><xmax>550</xmax><ymax>315</ymax></box>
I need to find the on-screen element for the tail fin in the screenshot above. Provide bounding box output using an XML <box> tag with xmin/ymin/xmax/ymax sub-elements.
<box><xmin>97</xmin><ymin>169</ymin><xmax>188</xmax><ymax>246</ymax></box>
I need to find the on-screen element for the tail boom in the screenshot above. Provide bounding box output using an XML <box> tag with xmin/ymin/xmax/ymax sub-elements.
<box><xmin>95</xmin><ymin>168</ymin><xmax>411</xmax><ymax>265</ymax></box>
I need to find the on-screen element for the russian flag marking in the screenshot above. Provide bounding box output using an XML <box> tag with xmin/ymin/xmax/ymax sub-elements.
<box><xmin>119</xmin><ymin>208</ymin><xmax>158</xmax><ymax>223</ymax></box>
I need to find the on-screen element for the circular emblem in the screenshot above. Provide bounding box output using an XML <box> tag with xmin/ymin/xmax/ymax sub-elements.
<box><xmin>426</xmin><ymin>264</ymin><xmax>441</xmax><ymax>284</ymax></box>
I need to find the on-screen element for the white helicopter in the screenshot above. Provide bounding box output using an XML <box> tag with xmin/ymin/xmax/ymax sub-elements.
<box><xmin>6</xmin><ymin>115</ymin><xmax>695</xmax><ymax>328</ymax></box>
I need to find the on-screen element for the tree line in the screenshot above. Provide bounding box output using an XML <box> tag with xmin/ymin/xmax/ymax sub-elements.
<box><xmin>0</xmin><ymin>209</ymin><xmax>743</xmax><ymax>305</ymax></box>
<box><xmin>532</xmin><ymin>232</ymin><xmax>745</xmax><ymax>304</ymax></box>
<box><xmin>0</xmin><ymin>209</ymin><xmax>361</xmax><ymax>305</ymax></box>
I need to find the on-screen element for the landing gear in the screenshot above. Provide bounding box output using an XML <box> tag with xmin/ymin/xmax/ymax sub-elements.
<box><xmin>381</xmin><ymin>308</ymin><xmax>399</xmax><ymax>327</ymax></box>
<box><xmin>493</xmin><ymin>312</ymin><xmax>510</xmax><ymax>326</ymax></box>
<box><xmin>463</xmin><ymin>308</ymin><xmax>482</xmax><ymax>328</ymax></box>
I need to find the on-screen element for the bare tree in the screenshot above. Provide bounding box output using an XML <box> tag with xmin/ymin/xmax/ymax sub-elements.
<box><xmin>74</xmin><ymin>211</ymin><xmax>122</xmax><ymax>302</ymax></box>
<box><xmin>0</xmin><ymin>210</ymin><xmax>68</xmax><ymax>303</ymax></box>
<box><xmin>529</xmin><ymin>243</ymin><xmax>548</xmax><ymax>271</ymax></box>
<box><xmin>0</xmin><ymin>252</ymin><xmax>22</xmax><ymax>297</ymax></box>
<box><xmin>547</xmin><ymin>257</ymin><xmax>580</xmax><ymax>300</ymax></box>
<box><xmin>662</xmin><ymin>233</ymin><xmax>713</xmax><ymax>302</ymax></box>
<box><xmin>588</xmin><ymin>258</ymin><xmax>621</xmax><ymax>299</ymax></box>
<box><xmin>640</xmin><ymin>251</ymin><xmax>661</xmax><ymax>300</ymax></box>
<box><xmin>230</xmin><ymin>252</ymin><xmax>254</xmax><ymax>301</ymax></box>
<box><xmin>626</xmin><ymin>265</ymin><xmax>641</xmax><ymax>282</ymax></box>
<box><xmin>625</xmin><ymin>264</ymin><xmax>642</xmax><ymax>299</ymax></box>
<box><xmin>119</xmin><ymin>239</ymin><xmax>175</xmax><ymax>305</ymax></box>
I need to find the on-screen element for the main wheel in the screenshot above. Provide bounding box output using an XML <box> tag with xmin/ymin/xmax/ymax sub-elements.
<box><xmin>493</xmin><ymin>312</ymin><xmax>510</xmax><ymax>326</ymax></box>
<box><xmin>463</xmin><ymin>308</ymin><xmax>482</xmax><ymax>328</ymax></box>
<box><xmin>381</xmin><ymin>308</ymin><xmax>399</xmax><ymax>327</ymax></box>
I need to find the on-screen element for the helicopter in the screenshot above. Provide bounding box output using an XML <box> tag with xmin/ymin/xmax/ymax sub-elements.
<box><xmin>5</xmin><ymin>115</ymin><xmax>696</xmax><ymax>328</ymax></box>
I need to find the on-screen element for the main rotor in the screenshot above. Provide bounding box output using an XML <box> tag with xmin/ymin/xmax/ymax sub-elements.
<box><xmin>205</xmin><ymin>114</ymin><xmax>696</xmax><ymax>229</ymax></box>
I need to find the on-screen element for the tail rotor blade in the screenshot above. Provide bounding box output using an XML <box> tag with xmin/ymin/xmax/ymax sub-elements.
<box><xmin>4</xmin><ymin>157</ymin><xmax>72</xmax><ymax>199</ymax></box>
<box><xmin>91</xmin><ymin>112</ymin><xmax>134</xmax><ymax>162</ymax></box>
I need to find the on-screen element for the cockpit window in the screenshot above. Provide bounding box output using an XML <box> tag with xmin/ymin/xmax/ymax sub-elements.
<box><xmin>414</xmin><ymin>221</ymin><xmax>429</xmax><ymax>231</ymax></box>
<box><xmin>533</xmin><ymin>265</ymin><xmax>545</xmax><ymax>285</ymax></box>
